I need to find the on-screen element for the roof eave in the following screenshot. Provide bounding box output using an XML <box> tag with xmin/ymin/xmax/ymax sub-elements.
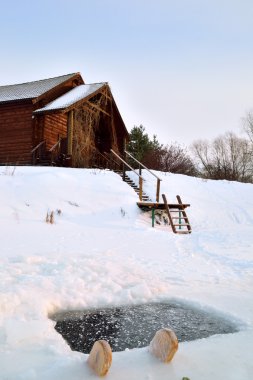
<box><xmin>0</xmin><ymin>98</ymin><xmax>34</xmax><ymax>106</ymax></box>
<box><xmin>33</xmin><ymin>108</ymin><xmax>66</xmax><ymax>116</ymax></box>
<box><xmin>32</xmin><ymin>72</ymin><xmax>84</xmax><ymax>105</ymax></box>
<box><xmin>108</xmin><ymin>87</ymin><xmax>129</xmax><ymax>139</ymax></box>
<box><xmin>63</xmin><ymin>83</ymin><xmax>108</xmax><ymax>113</ymax></box>
<box><xmin>33</xmin><ymin>83</ymin><xmax>108</xmax><ymax>115</ymax></box>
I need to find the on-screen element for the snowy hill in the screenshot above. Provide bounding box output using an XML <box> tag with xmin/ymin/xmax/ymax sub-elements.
<box><xmin>0</xmin><ymin>166</ymin><xmax>252</xmax><ymax>380</ymax></box>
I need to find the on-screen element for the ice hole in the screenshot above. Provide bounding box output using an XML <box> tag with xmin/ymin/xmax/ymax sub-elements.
<box><xmin>51</xmin><ymin>301</ymin><xmax>239</xmax><ymax>353</ymax></box>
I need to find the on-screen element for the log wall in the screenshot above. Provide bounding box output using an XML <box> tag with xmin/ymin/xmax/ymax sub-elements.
<box><xmin>43</xmin><ymin>113</ymin><xmax>68</xmax><ymax>149</ymax></box>
<box><xmin>0</xmin><ymin>101</ymin><xmax>34</xmax><ymax>165</ymax></box>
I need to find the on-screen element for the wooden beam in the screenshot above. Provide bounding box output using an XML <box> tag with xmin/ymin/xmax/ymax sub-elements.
<box><xmin>86</xmin><ymin>101</ymin><xmax>111</xmax><ymax>117</ymax></box>
<box><xmin>176</xmin><ymin>195</ymin><xmax>192</xmax><ymax>232</ymax></box>
<box><xmin>110</xmin><ymin>102</ymin><xmax>118</xmax><ymax>149</ymax></box>
<box><xmin>137</xmin><ymin>202</ymin><xmax>190</xmax><ymax>209</ymax></box>
<box><xmin>100</xmin><ymin>89</ymin><xmax>112</xmax><ymax>101</ymax></box>
<box><xmin>162</xmin><ymin>194</ymin><xmax>177</xmax><ymax>233</ymax></box>
<box><xmin>82</xmin><ymin>105</ymin><xmax>97</xmax><ymax>115</ymax></box>
<box><xmin>156</xmin><ymin>179</ymin><xmax>161</xmax><ymax>203</ymax></box>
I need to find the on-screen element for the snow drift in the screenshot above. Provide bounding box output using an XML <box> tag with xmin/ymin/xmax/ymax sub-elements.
<box><xmin>0</xmin><ymin>166</ymin><xmax>252</xmax><ymax>380</ymax></box>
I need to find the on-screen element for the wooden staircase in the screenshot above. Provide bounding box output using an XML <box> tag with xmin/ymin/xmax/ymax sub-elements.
<box><xmin>97</xmin><ymin>150</ymin><xmax>192</xmax><ymax>234</ymax></box>
<box><xmin>116</xmin><ymin>171</ymin><xmax>151</xmax><ymax>202</ymax></box>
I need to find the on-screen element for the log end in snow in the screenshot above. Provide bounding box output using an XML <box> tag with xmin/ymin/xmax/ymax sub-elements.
<box><xmin>87</xmin><ymin>340</ymin><xmax>112</xmax><ymax>376</ymax></box>
<box><xmin>149</xmin><ymin>328</ymin><xmax>178</xmax><ymax>363</ymax></box>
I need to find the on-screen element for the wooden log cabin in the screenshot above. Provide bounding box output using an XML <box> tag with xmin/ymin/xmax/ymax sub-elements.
<box><xmin>0</xmin><ymin>72</ymin><xmax>129</xmax><ymax>167</ymax></box>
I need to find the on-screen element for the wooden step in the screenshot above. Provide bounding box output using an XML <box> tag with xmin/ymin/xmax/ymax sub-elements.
<box><xmin>114</xmin><ymin>168</ymin><xmax>152</xmax><ymax>205</ymax></box>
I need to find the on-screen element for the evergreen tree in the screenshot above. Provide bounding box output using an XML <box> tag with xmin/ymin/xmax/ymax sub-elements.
<box><xmin>127</xmin><ymin>125</ymin><xmax>153</xmax><ymax>162</ymax></box>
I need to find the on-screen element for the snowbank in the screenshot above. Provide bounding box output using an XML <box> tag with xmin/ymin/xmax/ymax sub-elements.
<box><xmin>0</xmin><ymin>166</ymin><xmax>252</xmax><ymax>379</ymax></box>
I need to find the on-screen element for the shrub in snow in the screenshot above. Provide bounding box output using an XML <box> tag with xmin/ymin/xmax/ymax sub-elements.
<box><xmin>45</xmin><ymin>210</ymin><xmax>55</xmax><ymax>224</ymax></box>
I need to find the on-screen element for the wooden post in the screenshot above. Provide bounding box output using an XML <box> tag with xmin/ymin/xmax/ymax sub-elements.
<box><xmin>67</xmin><ymin>110</ymin><xmax>74</xmax><ymax>155</ymax></box>
<box><xmin>108</xmin><ymin>153</ymin><xmax>112</xmax><ymax>170</ymax></box>
<box><xmin>139</xmin><ymin>177</ymin><xmax>143</xmax><ymax>201</ymax></box>
<box><xmin>156</xmin><ymin>179</ymin><xmax>161</xmax><ymax>203</ymax></box>
<box><xmin>123</xmin><ymin>163</ymin><xmax>126</xmax><ymax>181</ymax></box>
<box><xmin>162</xmin><ymin>194</ymin><xmax>176</xmax><ymax>233</ymax></box>
<box><xmin>176</xmin><ymin>195</ymin><xmax>191</xmax><ymax>232</ymax></box>
<box><xmin>152</xmin><ymin>208</ymin><xmax>155</xmax><ymax>227</ymax></box>
<box><xmin>139</xmin><ymin>164</ymin><xmax>142</xmax><ymax>176</ymax></box>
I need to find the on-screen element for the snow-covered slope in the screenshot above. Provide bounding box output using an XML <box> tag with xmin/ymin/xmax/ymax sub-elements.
<box><xmin>0</xmin><ymin>166</ymin><xmax>252</xmax><ymax>380</ymax></box>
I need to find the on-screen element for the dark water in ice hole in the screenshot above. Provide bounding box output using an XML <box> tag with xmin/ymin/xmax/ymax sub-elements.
<box><xmin>52</xmin><ymin>301</ymin><xmax>239</xmax><ymax>353</ymax></box>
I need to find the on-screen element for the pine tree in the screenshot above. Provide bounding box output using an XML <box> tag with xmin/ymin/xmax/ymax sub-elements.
<box><xmin>127</xmin><ymin>125</ymin><xmax>153</xmax><ymax>162</ymax></box>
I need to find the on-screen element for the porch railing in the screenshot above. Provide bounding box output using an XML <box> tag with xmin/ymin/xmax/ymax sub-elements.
<box><xmin>49</xmin><ymin>138</ymin><xmax>61</xmax><ymax>165</ymax></box>
<box><xmin>31</xmin><ymin>140</ymin><xmax>46</xmax><ymax>165</ymax></box>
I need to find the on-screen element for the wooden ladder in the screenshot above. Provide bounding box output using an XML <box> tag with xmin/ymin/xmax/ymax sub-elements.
<box><xmin>162</xmin><ymin>194</ymin><xmax>192</xmax><ymax>234</ymax></box>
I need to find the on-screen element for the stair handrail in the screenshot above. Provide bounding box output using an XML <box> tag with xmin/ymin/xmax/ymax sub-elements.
<box><xmin>110</xmin><ymin>149</ymin><xmax>144</xmax><ymax>200</ymax></box>
<box><xmin>103</xmin><ymin>151</ymin><xmax>120</xmax><ymax>169</ymax></box>
<box><xmin>125</xmin><ymin>150</ymin><xmax>162</xmax><ymax>202</ymax></box>
<box><xmin>31</xmin><ymin>140</ymin><xmax>46</xmax><ymax>165</ymax></box>
<box><xmin>31</xmin><ymin>140</ymin><xmax>46</xmax><ymax>153</ymax></box>
<box><xmin>49</xmin><ymin>138</ymin><xmax>62</xmax><ymax>165</ymax></box>
<box><xmin>91</xmin><ymin>151</ymin><xmax>116</xmax><ymax>169</ymax></box>
<box><xmin>125</xmin><ymin>150</ymin><xmax>162</xmax><ymax>180</ymax></box>
<box><xmin>49</xmin><ymin>138</ymin><xmax>61</xmax><ymax>153</ymax></box>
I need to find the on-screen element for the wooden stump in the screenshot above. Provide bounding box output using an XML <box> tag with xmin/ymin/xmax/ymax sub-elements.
<box><xmin>149</xmin><ymin>328</ymin><xmax>178</xmax><ymax>363</ymax></box>
<box><xmin>87</xmin><ymin>340</ymin><xmax>112</xmax><ymax>376</ymax></box>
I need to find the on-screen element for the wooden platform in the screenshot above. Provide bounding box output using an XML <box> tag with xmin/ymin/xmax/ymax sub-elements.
<box><xmin>137</xmin><ymin>202</ymin><xmax>190</xmax><ymax>210</ymax></box>
<box><xmin>138</xmin><ymin>194</ymin><xmax>192</xmax><ymax>234</ymax></box>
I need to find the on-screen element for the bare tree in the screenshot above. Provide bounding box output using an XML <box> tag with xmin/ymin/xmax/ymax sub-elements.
<box><xmin>243</xmin><ymin>111</ymin><xmax>253</xmax><ymax>143</ymax></box>
<box><xmin>192</xmin><ymin>132</ymin><xmax>253</xmax><ymax>183</ymax></box>
<box><xmin>143</xmin><ymin>143</ymin><xmax>196</xmax><ymax>176</ymax></box>
<box><xmin>162</xmin><ymin>144</ymin><xmax>196</xmax><ymax>175</ymax></box>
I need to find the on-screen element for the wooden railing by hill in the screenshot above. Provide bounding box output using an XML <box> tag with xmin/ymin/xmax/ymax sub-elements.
<box><xmin>110</xmin><ymin>149</ymin><xmax>145</xmax><ymax>201</ymax></box>
<box><xmin>124</xmin><ymin>150</ymin><xmax>162</xmax><ymax>202</ymax></box>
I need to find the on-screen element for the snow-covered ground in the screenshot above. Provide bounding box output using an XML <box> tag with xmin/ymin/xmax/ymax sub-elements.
<box><xmin>0</xmin><ymin>166</ymin><xmax>252</xmax><ymax>380</ymax></box>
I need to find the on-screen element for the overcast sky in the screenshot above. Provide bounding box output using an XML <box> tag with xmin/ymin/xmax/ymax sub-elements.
<box><xmin>1</xmin><ymin>0</ymin><xmax>253</xmax><ymax>146</ymax></box>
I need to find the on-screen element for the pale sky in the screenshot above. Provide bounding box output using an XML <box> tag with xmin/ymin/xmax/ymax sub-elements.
<box><xmin>1</xmin><ymin>0</ymin><xmax>253</xmax><ymax>146</ymax></box>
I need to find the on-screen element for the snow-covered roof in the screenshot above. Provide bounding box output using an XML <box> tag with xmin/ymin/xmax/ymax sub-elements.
<box><xmin>33</xmin><ymin>83</ymin><xmax>106</xmax><ymax>114</ymax></box>
<box><xmin>0</xmin><ymin>73</ymin><xmax>80</xmax><ymax>103</ymax></box>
